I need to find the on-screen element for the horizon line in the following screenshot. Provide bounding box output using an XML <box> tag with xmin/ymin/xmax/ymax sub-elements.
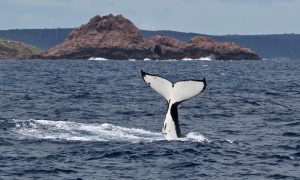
<box><xmin>0</xmin><ymin>28</ymin><xmax>299</xmax><ymax>36</ymax></box>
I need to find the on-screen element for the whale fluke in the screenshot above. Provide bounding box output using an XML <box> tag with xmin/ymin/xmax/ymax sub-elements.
<box><xmin>141</xmin><ymin>70</ymin><xmax>206</xmax><ymax>138</ymax></box>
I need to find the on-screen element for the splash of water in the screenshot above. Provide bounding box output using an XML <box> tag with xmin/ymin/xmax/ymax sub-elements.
<box><xmin>13</xmin><ymin>119</ymin><xmax>210</xmax><ymax>143</ymax></box>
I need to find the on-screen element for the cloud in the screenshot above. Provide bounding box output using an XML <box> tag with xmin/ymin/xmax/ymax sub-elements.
<box><xmin>211</xmin><ymin>0</ymin><xmax>297</xmax><ymax>5</ymax></box>
<box><xmin>17</xmin><ymin>13</ymin><xmax>34</xmax><ymax>25</ymax></box>
<box><xmin>212</xmin><ymin>0</ymin><xmax>295</xmax><ymax>2</ymax></box>
<box><xmin>1</xmin><ymin>0</ymin><xmax>300</xmax><ymax>34</ymax></box>
<box><xmin>139</xmin><ymin>22</ymin><xmax>157</xmax><ymax>30</ymax></box>
<box><xmin>1</xmin><ymin>0</ymin><xmax>70</xmax><ymax>7</ymax></box>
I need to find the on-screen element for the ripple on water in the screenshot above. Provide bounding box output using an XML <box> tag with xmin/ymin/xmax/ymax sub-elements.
<box><xmin>0</xmin><ymin>59</ymin><xmax>299</xmax><ymax>179</ymax></box>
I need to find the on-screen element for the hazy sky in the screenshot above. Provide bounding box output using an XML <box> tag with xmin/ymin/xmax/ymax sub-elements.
<box><xmin>0</xmin><ymin>0</ymin><xmax>299</xmax><ymax>35</ymax></box>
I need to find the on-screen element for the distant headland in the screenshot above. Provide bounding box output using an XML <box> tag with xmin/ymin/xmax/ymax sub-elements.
<box><xmin>1</xmin><ymin>14</ymin><xmax>261</xmax><ymax>60</ymax></box>
<box><xmin>0</xmin><ymin>38</ymin><xmax>41</xmax><ymax>59</ymax></box>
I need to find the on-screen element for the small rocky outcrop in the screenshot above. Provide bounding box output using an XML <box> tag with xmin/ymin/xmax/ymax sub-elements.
<box><xmin>42</xmin><ymin>14</ymin><xmax>260</xmax><ymax>60</ymax></box>
<box><xmin>145</xmin><ymin>35</ymin><xmax>260</xmax><ymax>60</ymax></box>
<box><xmin>145</xmin><ymin>35</ymin><xmax>186</xmax><ymax>59</ymax></box>
<box><xmin>184</xmin><ymin>36</ymin><xmax>260</xmax><ymax>60</ymax></box>
<box><xmin>0</xmin><ymin>38</ymin><xmax>41</xmax><ymax>59</ymax></box>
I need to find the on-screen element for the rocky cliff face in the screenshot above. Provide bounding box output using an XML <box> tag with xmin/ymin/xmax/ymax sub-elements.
<box><xmin>43</xmin><ymin>14</ymin><xmax>260</xmax><ymax>60</ymax></box>
<box><xmin>145</xmin><ymin>35</ymin><xmax>260</xmax><ymax>60</ymax></box>
<box><xmin>145</xmin><ymin>35</ymin><xmax>186</xmax><ymax>59</ymax></box>
<box><xmin>43</xmin><ymin>14</ymin><xmax>152</xmax><ymax>59</ymax></box>
<box><xmin>184</xmin><ymin>36</ymin><xmax>259</xmax><ymax>60</ymax></box>
<box><xmin>0</xmin><ymin>38</ymin><xmax>41</xmax><ymax>59</ymax></box>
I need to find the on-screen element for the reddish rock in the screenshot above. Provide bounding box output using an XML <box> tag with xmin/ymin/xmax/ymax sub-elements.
<box><xmin>145</xmin><ymin>35</ymin><xmax>186</xmax><ymax>59</ymax></box>
<box><xmin>43</xmin><ymin>14</ymin><xmax>152</xmax><ymax>59</ymax></box>
<box><xmin>145</xmin><ymin>35</ymin><xmax>260</xmax><ymax>60</ymax></box>
<box><xmin>184</xmin><ymin>36</ymin><xmax>260</xmax><ymax>60</ymax></box>
<box><xmin>42</xmin><ymin>14</ymin><xmax>260</xmax><ymax>60</ymax></box>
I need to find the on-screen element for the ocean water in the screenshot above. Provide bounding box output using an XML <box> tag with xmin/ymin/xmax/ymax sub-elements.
<box><xmin>0</xmin><ymin>59</ymin><xmax>299</xmax><ymax>179</ymax></box>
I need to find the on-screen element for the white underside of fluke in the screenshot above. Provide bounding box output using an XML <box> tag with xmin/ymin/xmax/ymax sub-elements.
<box><xmin>141</xmin><ymin>70</ymin><xmax>206</xmax><ymax>138</ymax></box>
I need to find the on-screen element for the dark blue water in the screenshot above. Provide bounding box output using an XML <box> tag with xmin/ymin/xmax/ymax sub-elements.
<box><xmin>0</xmin><ymin>59</ymin><xmax>299</xmax><ymax>179</ymax></box>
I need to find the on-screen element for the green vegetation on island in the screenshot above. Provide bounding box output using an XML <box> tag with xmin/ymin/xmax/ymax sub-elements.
<box><xmin>0</xmin><ymin>38</ymin><xmax>41</xmax><ymax>59</ymax></box>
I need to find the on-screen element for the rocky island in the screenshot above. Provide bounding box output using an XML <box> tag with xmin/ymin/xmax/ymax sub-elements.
<box><xmin>42</xmin><ymin>14</ymin><xmax>260</xmax><ymax>60</ymax></box>
<box><xmin>0</xmin><ymin>38</ymin><xmax>41</xmax><ymax>59</ymax></box>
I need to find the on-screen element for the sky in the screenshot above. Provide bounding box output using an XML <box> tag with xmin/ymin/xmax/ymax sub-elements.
<box><xmin>0</xmin><ymin>0</ymin><xmax>299</xmax><ymax>35</ymax></box>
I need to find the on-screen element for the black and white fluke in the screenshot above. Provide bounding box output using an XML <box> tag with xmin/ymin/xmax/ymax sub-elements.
<box><xmin>141</xmin><ymin>70</ymin><xmax>207</xmax><ymax>138</ymax></box>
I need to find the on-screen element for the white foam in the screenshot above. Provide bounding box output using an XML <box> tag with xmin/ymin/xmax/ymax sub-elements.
<box><xmin>198</xmin><ymin>57</ymin><xmax>211</xmax><ymax>61</ymax></box>
<box><xmin>143</xmin><ymin>58</ymin><xmax>151</xmax><ymax>61</ymax></box>
<box><xmin>182</xmin><ymin>57</ymin><xmax>193</xmax><ymax>61</ymax></box>
<box><xmin>182</xmin><ymin>55</ymin><xmax>214</xmax><ymax>61</ymax></box>
<box><xmin>184</xmin><ymin>132</ymin><xmax>211</xmax><ymax>142</ymax></box>
<box><xmin>226</xmin><ymin>139</ymin><xmax>234</xmax><ymax>144</ymax></box>
<box><xmin>88</xmin><ymin>57</ymin><xmax>108</xmax><ymax>61</ymax></box>
<box><xmin>13</xmin><ymin>119</ymin><xmax>163</xmax><ymax>143</ymax></box>
<box><xmin>13</xmin><ymin>119</ymin><xmax>209</xmax><ymax>143</ymax></box>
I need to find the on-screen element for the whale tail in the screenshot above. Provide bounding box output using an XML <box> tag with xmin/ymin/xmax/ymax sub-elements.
<box><xmin>141</xmin><ymin>70</ymin><xmax>206</xmax><ymax>103</ymax></box>
<box><xmin>141</xmin><ymin>70</ymin><xmax>207</xmax><ymax>138</ymax></box>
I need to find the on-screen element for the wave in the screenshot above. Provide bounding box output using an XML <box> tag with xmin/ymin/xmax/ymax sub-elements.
<box><xmin>12</xmin><ymin>119</ymin><xmax>209</xmax><ymax>143</ymax></box>
<box><xmin>182</xmin><ymin>55</ymin><xmax>214</xmax><ymax>61</ymax></box>
<box><xmin>88</xmin><ymin>57</ymin><xmax>108</xmax><ymax>61</ymax></box>
<box><xmin>87</xmin><ymin>57</ymin><xmax>215</xmax><ymax>61</ymax></box>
